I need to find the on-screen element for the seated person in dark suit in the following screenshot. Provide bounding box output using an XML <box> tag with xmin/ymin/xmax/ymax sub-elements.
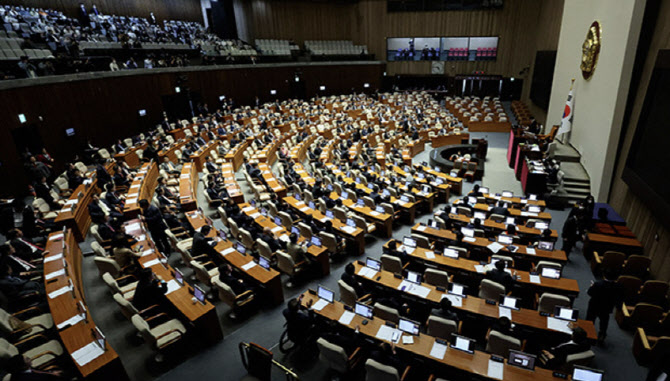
<box><xmin>5</xmin><ymin>354</ymin><xmax>66</xmax><ymax>380</ymax></box>
<box><xmin>491</xmin><ymin>201</ymin><xmax>509</xmax><ymax>216</ymax></box>
<box><xmin>430</xmin><ymin>297</ymin><xmax>459</xmax><ymax>323</ymax></box>
<box><xmin>469</xmin><ymin>184</ymin><xmax>484</xmax><ymax>197</ymax></box>
<box><xmin>540</xmin><ymin>327</ymin><xmax>590</xmax><ymax>369</ymax></box>
<box><xmin>7</xmin><ymin>229</ymin><xmax>44</xmax><ymax>261</ymax></box>
<box><xmin>383</xmin><ymin>240</ymin><xmax>408</xmax><ymax>264</ymax></box>
<box><xmin>218</xmin><ymin>264</ymin><xmax>254</xmax><ymax>296</ymax></box>
<box><xmin>192</xmin><ymin>225</ymin><xmax>219</xmax><ymax>259</ymax></box>
<box><xmin>487</xmin><ymin>316</ymin><xmax>521</xmax><ymax>341</ymax></box>
<box><xmin>132</xmin><ymin>268</ymin><xmax>168</xmax><ymax>311</ymax></box>
<box><xmin>370</xmin><ymin>342</ymin><xmax>406</xmax><ymax>373</ymax></box>
<box><xmin>0</xmin><ymin>259</ymin><xmax>44</xmax><ymax>300</ymax></box>
<box><xmin>258</xmin><ymin>228</ymin><xmax>283</xmax><ymax>252</ymax></box>
<box><xmin>484</xmin><ymin>260</ymin><xmax>516</xmax><ymax>292</ymax></box>
<box><xmin>282</xmin><ymin>296</ymin><xmax>315</xmax><ymax>345</ymax></box>
<box><xmin>104</xmin><ymin>183</ymin><xmax>124</xmax><ymax>209</ymax></box>
<box><xmin>205</xmin><ymin>156</ymin><xmax>219</xmax><ymax>174</ymax></box>
<box><xmin>341</xmin><ymin>263</ymin><xmax>366</xmax><ymax>297</ymax></box>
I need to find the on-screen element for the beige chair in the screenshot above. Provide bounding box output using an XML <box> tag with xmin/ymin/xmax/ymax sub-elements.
<box><xmin>94</xmin><ymin>257</ymin><xmax>124</xmax><ymax>278</ymax></box>
<box><xmin>365</xmin><ymin>358</ymin><xmax>411</xmax><ymax>381</ymax></box>
<box><xmin>238</xmin><ymin>228</ymin><xmax>256</xmax><ymax>251</ymax></box>
<box><xmin>0</xmin><ymin>337</ymin><xmax>63</xmax><ymax>369</ymax></box>
<box><xmin>353</xmin><ymin>215</ymin><xmax>376</xmax><ymax>234</ymax></box>
<box><xmin>319</xmin><ymin>232</ymin><xmax>344</xmax><ymax>257</ymax></box>
<box><xmin>380</xmin><ymin>254</ymin><xmax>404</xmax><ymax>275</ymax></box>
<box><xmin>32</xmin><ymin>198</ymin><xmax>58</xmax><ymax>220</ymax></box>
<box><xmin>212</xmin><ymin>278</ymin><xmax>255</xmax><ymax>320</ymax></box>
<box><xmin>537</xmin><ymin>292</ymin><xmax>571</xmax><ymax>313</ymax></box>
<box><xmin>0</xmin><ymin>307</ymin><xmax>54</xmax><ymax>341</ymax></box>
<box><xmin>486</xmin><ymin>330</ymin><xmax>522</xmax><ymax>358</ymax></box>
<box><xmin>411</xmin><ymin>234</ymin><xmax>431</xmax><ymax>249</ymax></box>
<box><xmin>276</xmin><ymin>250</ymin><xmax>306</xmax><ymax>287</ymax></box>
<box><xmin>256</xmin><ymin>239</ymin><xmax>274</xmax><ymax>261</ymax></box>
<box><xmin>102</xmin><ymin>272</ymin><xmax>138</xmax><ymax>301</ymax></box>
<box><xmin>278</xmin><ymin>211</ymin><xmax>295</xmax><ymax>229</ymax></box>
<box><xmin>373</xmin><ymin>303</ymin><xmax>400</xmax><ymax>324</ymax></box>
<box><xmin>426</xmin><ymin>315</ymin><xmax>459</xmax><ymax>340</ymax></box>
<box><xmin>227</xmin><ymin>218</ymin><xmax>240</xmax><ymax>240</ymax></box>
<box><xmin>535</xmin><ymin>261</ymin><xmax>562</xmax><ymax>274</ymax></box>
<box><xmin>191</xmin><ymin>260</ymin><xmax>219</xmax><ymax>296</ymax></box>
<box><xmin>424</xmin><ymin>268</ymin><xmax>450</xmax><ymax>288</ymax></box>
<box><xmin>90</xmin><ymin>241</ymin><xmax>108</xmax><ymax>257</ymax></box>
<box><xmin>298</xmin><ymin>222</ymin><xmax>313</xmax><ymax>240</ymax></box>
<box><xmin>564</xmin><ymin>350</ymin><xmax>595</xmax><ymax>371</ymax></box>
<box><xmin>217</xmin><ymin>207</ymin><xmax>230</xmax><ymax>228</ymax></box>
<box><xmin>113</xmin><ymin>293</ymin><xmax>160</xmax><ymax>321</ymax></box>
<box><xmin>491</xmin><ymin>255</ymin><xmax>515</xmax><ymax>268</ymax></box>
<box><xmin>131</xmin><ymin>314</ymin><xmax>187</xmax><ymax>362</ymax></box>
<box><xmin>316</xmin><ymin>337</ymin><xmax>362</xmax><ymax>375</ymax></box>
<box><xmin>478</xmin><ymin>279</ymin><xmax>506</xmax><ymax>300</ymax></box>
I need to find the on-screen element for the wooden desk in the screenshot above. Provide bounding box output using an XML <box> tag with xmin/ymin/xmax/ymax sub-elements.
<box><xmin>411</xmin><ymin>224</ymin><xmax>567</xmax><ymax>265</ymax></box>
<box><xmin>123</xmin><ymin>163</ymin><xmax>158</xmax><ymax>219</ymax></box>
<box><xmin>414</xmin><ymin>164</ymin><xmax>463</xmax><ymax>195</ymax></box>
<box><xmin>447</xmin><ymin>212</ymin><xmax>558</xmax><ymax>240</ymax></box>
<box><xmin>300</xmin><ymin>293</ymin><xmax>571</xmax><ymax>381</ymax></box>
<box><xmin>190</xmin><ymin>141</ymin><xmax>219</xmax><ymax>172</ymax></box>
<box><xmin>293</xmin><ymin>163</ymin><xmax>316</xmax><ymax>187</ymax></box>
<box><xmin>178</xmin><ymin>163</ymin><xmax>197</xmax><ymax>212</ymax></box>
<box><xmin>239</xmin><ymin>203</ymin><xmax>330</xmax><ymax>276</ymax></box>
<box><xmin>284</xmin><ymin>196</ymin><xmax>366</xmax><ymax>255</ymax></box>
<box><xmin>467</xmin><ymin>203</ymin><xmax>552</xmax><ymax>222</ymax></box>
<box><xmin>467</xmin><ymin>121</ymin><xmax>512</xmax><ymax>133</ymax></box>
<box><xmin>220</xmin><ymin>162</ymin><xmax>245</xmax><ymax>204</ymax></box>
<box><xmin>258</xmin><ymin>163</ymin><xmax>286</xmax><ymax>198</ymax></box>
<box><xmin>225</xmin><ymin>139</ymin><xmax>251</xmax><ymax>171</ymax></box>
<box><xmin>481</xmin><ymin>193</ymin><xmax>546</xmax><ymax>208</ymax></box>
<box><xmin>583</xmin><ymin>232</ymin><xmax>644</xmax><ymax>259</ymax></box>
<box><xmin>158</xmin><ymin>139</ymin><xmax>187</xmax><ymax>163</ymax></box>
<box><xmin>54</xmin><ymin>164</ymin><xmax>112</xmax><ymax>242</ymax></box>
<box><xmin>124</xmin><ymin>220</ymin><xmax>223</xmax><ymax>344</ymax></box>
<box><xmin>351</xmin><ymin>262</ymin><xmax>595</xmax><ymax>340</ymax></box>
<box><xmin>392</xmin><ymin>240</ymin><xmax>579</xmax><ymax>299</ymax></box>
<box><xmin>184</xmin><ymin>211</ymin><xmax>284</xmax><ymax>305</ymax></box>
<box><xmin>431</xmin><ymin>133</ymin><xmax>470</xmax><ymax>148</ymax></box>
<box><xmin>329</xmin><ymin>191</ymin><xmax>393</xmax><ymax>238</ymax></box>
<box><xmin>44</xmin><ymin>230</ymin><xmax>128</xmax><ymax>380</ymax></box>
<box><xmin>113</xmin><ymin>143</ymin><xmax>147</xmax><ymax>168</ymax></box>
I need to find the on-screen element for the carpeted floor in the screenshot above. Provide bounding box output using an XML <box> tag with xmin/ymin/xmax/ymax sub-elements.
<box><xmin>72</xmin><ymin>131</ymin><xmax>647</xmax><ymax>381</ymax></box>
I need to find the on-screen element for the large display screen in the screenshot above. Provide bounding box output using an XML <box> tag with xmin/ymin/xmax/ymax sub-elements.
<box><xmin>387</xmin><ymin>36</ymin><xmax>498</xmax><ymax>62</ymax></box>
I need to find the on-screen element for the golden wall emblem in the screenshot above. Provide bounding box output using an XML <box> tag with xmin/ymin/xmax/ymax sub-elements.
<box><xmin>581</xmin><ymin>21</ymin><xmax>601</xmax><ymax>80</ymax></box>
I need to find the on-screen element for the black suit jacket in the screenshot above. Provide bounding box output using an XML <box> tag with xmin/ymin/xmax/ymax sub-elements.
<box><xmin>485</xmin><ymin>269</ymin><xmax>514</xmax><ymax>292</ymax></box>
<box><xmin>192</xmin><ymin>232</ymin><xmax>218</xmax><ymax>258</ymax></box>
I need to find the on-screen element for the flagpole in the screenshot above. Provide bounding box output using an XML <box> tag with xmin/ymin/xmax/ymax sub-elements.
<box><xmin>559</xmin><ymin>78</ymin><xmax>576</xmax><ymax>143</ymax></box>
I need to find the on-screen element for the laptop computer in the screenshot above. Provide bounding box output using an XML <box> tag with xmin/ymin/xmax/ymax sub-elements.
<box><xmin>538</xmin><ymin>241</ymin><xmax>555</xmax><ymax>251</ymax></box>
<box><xmin>554</xmin><ymin>306</ymin><xmax>579</xmax><ymax>321</ymax></box>
<box><xmin>450</xmin><ymin>334</ymin><xmax>475</xmax><ymax>354</ymax></box>
<box><xmin>406</xmin><ymin>271</ymin><xmax>422</xmax><ymax>284</ymax></box>
<box><xmin>398</xmin><ymin>318</ymin><xmax>420</xmax><ymax>336</ymax></box>
<box><xmin>355</xmin><ymin>302</ymin><xmax>373</xmax><ymax>318</ymax></box>
<box><xmin>366</xmin><ymin>257</ymin><xmax>381</xmax><ymax>271</ymax></box>
<box><xmin>572</xmin><ymin>366</ymin><xmax>604</xmax><ymax>381</ymax></box>
<box><xmin>541</xmin><ymin>266</ymin><xmax>562</xmax><ymax>279</ymax></box>
<box><xmin>499</xmin><ymin>295</ymin><xmax>520</xmax><ymax>310</ymax></box>
<box><xmin>507</xmin><ymin>350</ymin><xmax>537</xmax><ymax>371</ymax></box>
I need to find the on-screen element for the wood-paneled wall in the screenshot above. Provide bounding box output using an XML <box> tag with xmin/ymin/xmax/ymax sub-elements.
<box><xmin>234</xmin><ymin>0</ymin><xmax>561</xmax><ymax>78</ymax></box>
<box><xmin>2</xmin><ymin>0</ymin><xmax>203</xmax><ymax>23</ymax></box>
<box><xmin>0</xmin><ymin>63</ymin><xmax>384</xmax><ymax>196</ymax></box>
<box><xmin>609</xmin><ymin>0</ymin><xmax>670</xmax><ymax>281</ymax></box>
<box><xmin>233</xmin><ymin>0</ymin><xmax>354</xmax><ymax>43</ymax></box>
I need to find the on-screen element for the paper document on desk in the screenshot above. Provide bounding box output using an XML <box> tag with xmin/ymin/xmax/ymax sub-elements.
<box><xmin>65</xmin><ymin>199</ymin><xmax>78</xmax><ymax>205</ymax></box>
<box><xmin>487</xmin><ymin>359</ymin><xmax>504</xmax><ymax>380</ymax></box>
<box><xmin>299</xmin><ymin>207</ymin><xmax>309</xmax><ymax>212</ymax></box>
<box><xmin>72</xmin><ymin>341</ymin><xmax>105</xmax><ymax>366</ymax></box>
<box><xmin>242</xmin><ymin>206</ymin><xmax>254</xmax><ymax>212</ymax></box>
<box><xmin>402</xmin><ymin>335</ymin><xmax>414</xmax><ymax>345</ymax></box>
<box><xmin>370</xmin><ymin>211</ymin><xmax>381</xmax><ymax>216</ymax></box>
<box><xmin>48</xmin><ymin>285</ymin><xmax>73</xmax><ymax>299</ymax></box>
<box><xmin>45</xmin><ymin>269</ymin><xmax>65</xmax><ymax>280</ymax></box>
<box><xmin>425</xmin><ymin>251</ymin><xmax>435</xmax><ymax>259</ymax></box>
<box><xmin>56</xmin><ymin>313</ymin><xmax>85</xmax><ymax>330</ymax></box>
<box><xmin>547</xmin><ymin>317</ymin><xmax>573</xmax><ymax>334</ymax></box>
<box><xmin>136</xmin><ymin>234</ymin><xmax>146</xmax><ymax>241</ymax></box>
<box><xmin>521</xmin><ymin>212</ymin><xmax>538</xmax><ymax>217</ymax></box>
<box><xmin>463</xmin><ymin>237</ymin><xmax>476</xmax><ymax>243</ymax></box>
<box><xmin>357</xmin><ymin>267</ymin><xmax>377</xmax><ymax>279</ymax></box>
<box><xmin>442</xmin><ymin>294</ymin><xmax>463</xmax><ymax>307</ymax></box>
<box><xmin>416</xmin><ymin>225</ymin><xmax>426</xmax><ymax>232</ymax></box>
<box><xmin>499</xmin><ymin>307</ymin><xmax>512</xmax><ymax>319</ymax></box>
<box><xmin>220</xmin><ymin>247</ymin><xmax>235</xmax><ymax>256</ymax></box>
<box><xmin>143</xmin><ymin>259</ymin><xmax>161</xmax><ymax>267</ymax></box>
<box><xmin>487</xmin><ymin>242</ymin><xmax>504</xmax><ymax>254</ymax></box>
<box><xmin>375</xmin><ymin>325</ymin><xmax>397</xmax><ymax>342</ymax></box>
<box><xmin>141</xmin><ymin>249</ymin><xmax>154</xmax><ymax>257</ymax></box>
<box><xmin>241</xmin><ymin>261</ymin><xmax>256</xmax><ymax>271</ymax></box>
<box><xmin>529</xmin><ymin>275</ymin><xmax>541</xmax><ymax>284</ymax></box>
<box><xmin>271</xmin><ymin>226</ymin><xmax>283</xmax><ymax>233</ymax></box>
<box><xmin>342</xmin><ymin>226</ymin><xmax>357</xmax><ymax>234</ymax></box>
<box><xmin>526</xmin><ymin>247</ymin><xmax>536</xmax><ymax>255</ymax></box>
<box><xmin>408</xmin><ymin>285</ymin><xmax>431</xmax><ymax>298</ymax></box>
<box><xmin>125</xmin><ymin>222</ymin><xmax>141</xmax><ymax>232</ymax></box>
<box><xmin>130</xmin><ymin>184</ymin><xmax>141</xmax><ymax>189</ymax></box>
<box><xmin>311</xmin><ymin>299</ymin><xmax>329</xmax><ymax>311</ymax></box>
<box><xmin>429</xmin><ymin>341</ymin><xmax>447</xmax><ymax>359</ymax></box>
<box><xmin>49</xmin><ymin>233</ymin><xmax>64</xmax><ymax>241</ymax></box>
<box><xmin>251</xmin><ymin>213</ymin><xmax>261</xmax><ymax>219</ymax></box>
<box><xmin>44</xmin><ymin>253</ymin><xmax>64</xmax><ymax>263</ymax></box>
<box><xmin>165</xmin><ymin>279</ymin><xmax>181</xmax><ymax>295</ymax></box>
<box><xmin>474</xmin><ymin>265</ymin><xmax>486</xmax><ymax>274</ymax></box>
<box><xmin>338</xmin><ymin>311</ymin><xmax>355</xmax><ymax>325</ymax></box>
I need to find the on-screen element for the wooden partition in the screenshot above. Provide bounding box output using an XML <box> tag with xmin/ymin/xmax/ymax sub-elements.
<box><xmin>0</xmin><ymin>62</ymin><xmax>384</xmax><ymax>196</ymax></box>
<box><xmin>44</xmin><ymin>230</ymin><xmax>128</xmax><ymax>380</ymax></box>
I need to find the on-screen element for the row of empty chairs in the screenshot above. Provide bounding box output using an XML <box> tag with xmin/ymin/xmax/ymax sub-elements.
<box><xmin>305</xmin><ymin>40</ymin><xmax>368</xmax><ymax>55</ymax></box>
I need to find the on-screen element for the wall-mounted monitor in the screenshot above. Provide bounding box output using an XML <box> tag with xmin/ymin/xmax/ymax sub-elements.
<box><xmin>388</xmin><ymin>36</ymin><xmax>498</xmax><ymax>62</ymax></box>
